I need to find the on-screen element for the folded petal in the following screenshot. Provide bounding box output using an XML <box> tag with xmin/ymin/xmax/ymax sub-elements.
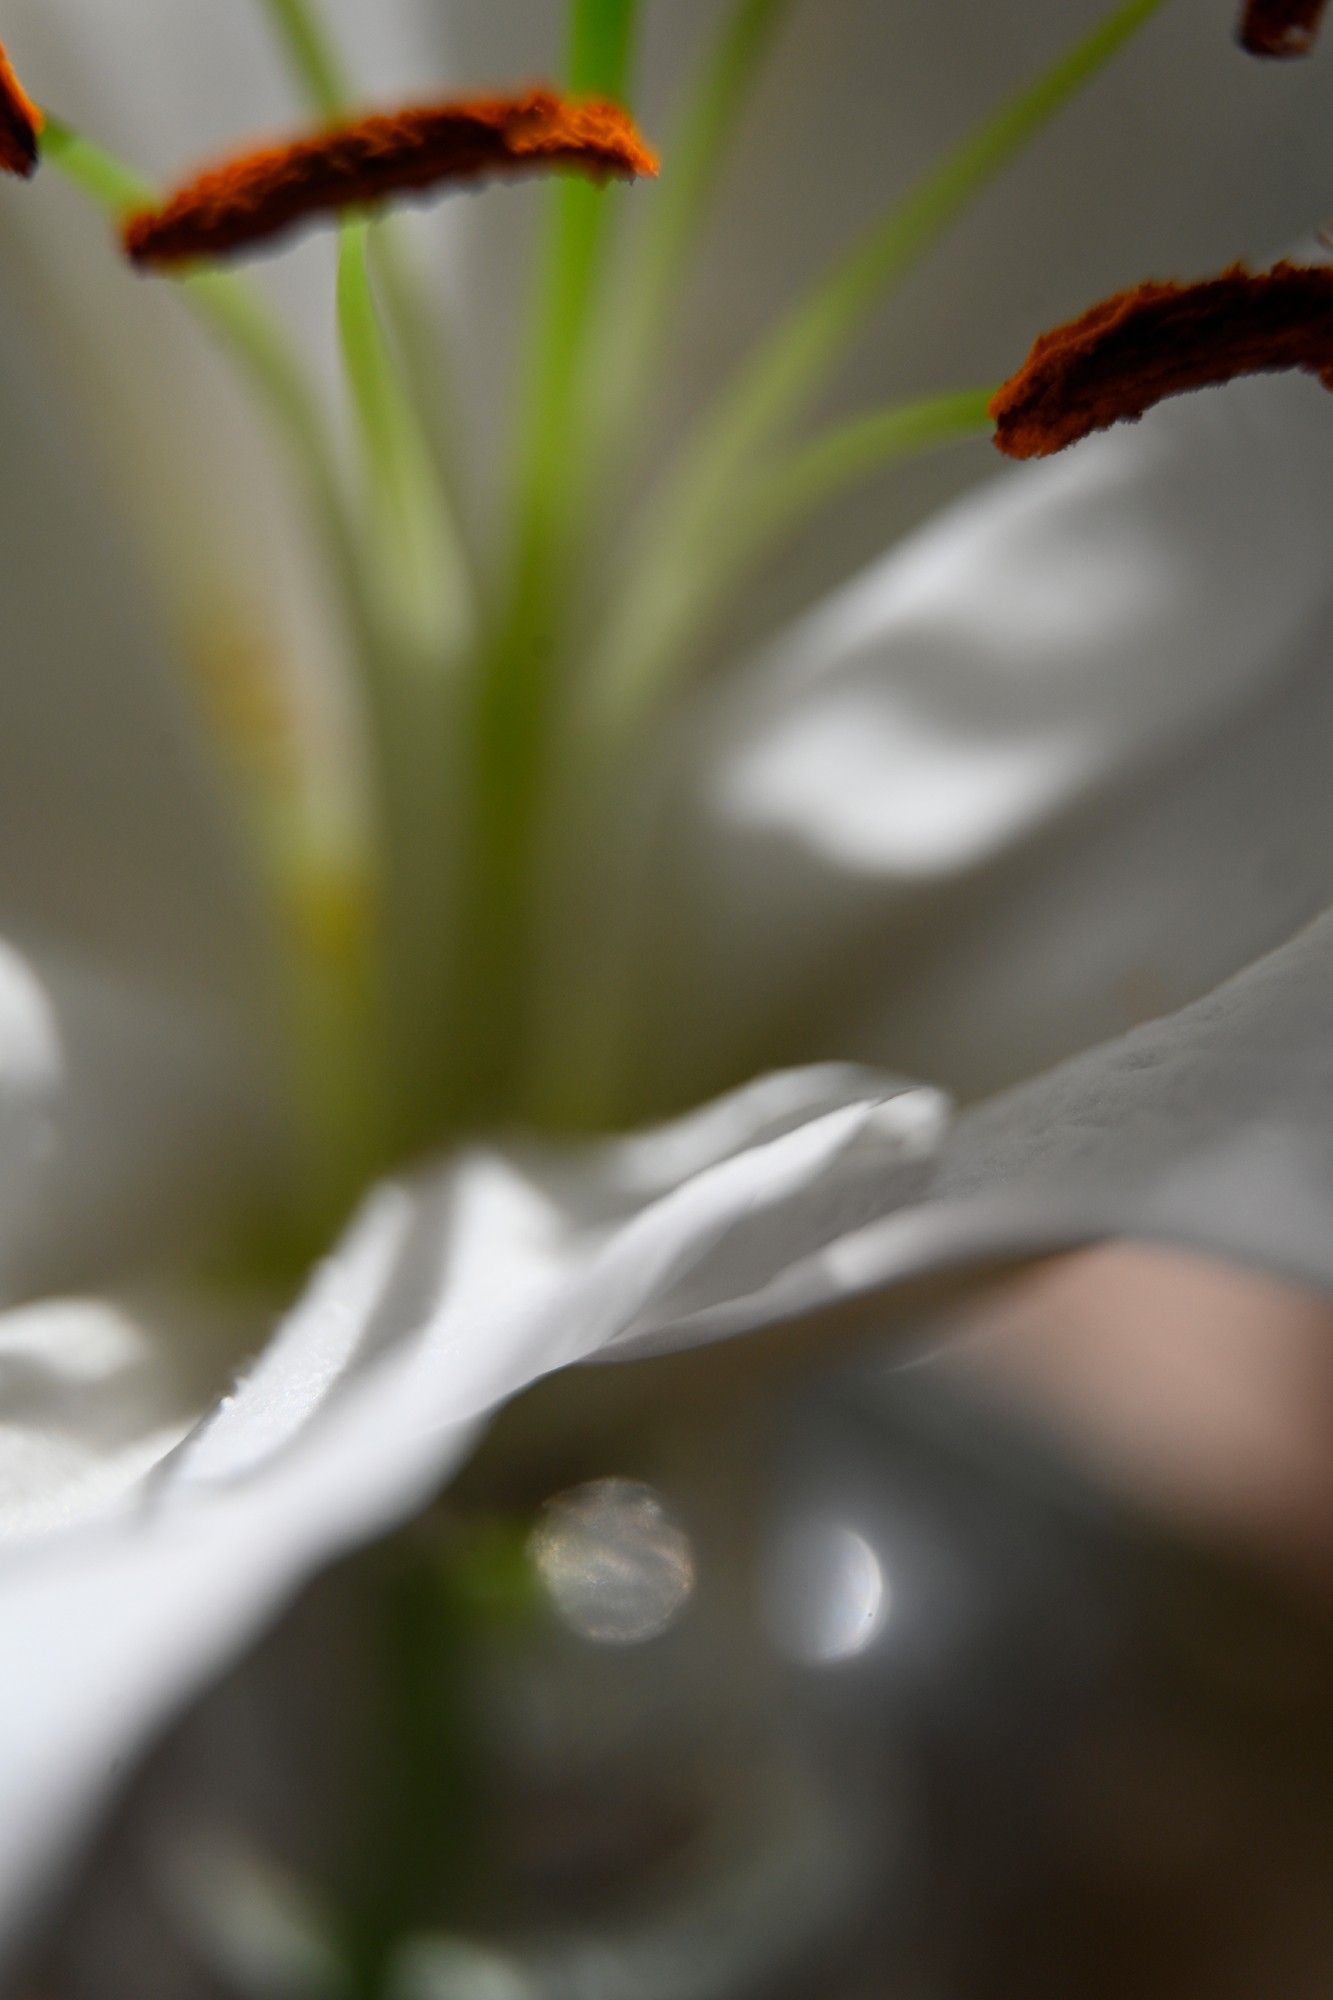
<box><xmin>764</xmin><ymin>911</ymin><xmax>1333</xmax><ymax>1340</ymax></box>
<box><xmin>0</xmin><ymin>1290</ymin><xmax>257</xmax><ymax>1550</ymax></box>
<box><xmin>12</xmin><ymin>919</ymin><xmax>1333</xmax><ymax>1955</ymax></box>
<box><xmin>0</xmin><ymin>1063</ymin><xmax>944</xmax><ymax>1965</ymax></box>
<box><xmin>631</xmin><ymin>364</ymin><xmax>1333</xmax><ymax>1109</ymax></box>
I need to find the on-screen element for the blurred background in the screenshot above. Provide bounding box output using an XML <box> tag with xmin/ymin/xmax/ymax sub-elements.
<box><xmin>26</xmin><ymin>1244</ymin><xmax>1333</xmax><ymax>1999</ymax></box>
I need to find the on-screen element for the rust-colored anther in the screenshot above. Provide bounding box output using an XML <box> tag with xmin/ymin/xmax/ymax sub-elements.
<box><xmin>1238</xmin><ymin>0</ymin><xmax>1328</xmax><ymax>55</ymax></box>
<box><xmin>123</xmin><ymin>87</ymin><xmax>659</xmax><ymax>268</ymax></box>
<box><xmin>0</xmin><ymin>37</ymin><xmax>42</xmax><ymax>178</ymax></box>
<box><xmin>990</xmin><ymin>261</ymin><xmax>1333</xmax><ymax>459</ymax></box>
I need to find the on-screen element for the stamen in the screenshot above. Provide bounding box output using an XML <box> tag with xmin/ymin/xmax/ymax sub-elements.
<box><xmin>123</xmin><ymin>88</ymin><xmax>658</xmax><ymax>269</ymax></box>
<box><xmin>0</xmin><ymin>37</ymin><xmax>42</xmax><ymax>178</ymax></box>
<box><xmin>1238</xmin><ymin>0</ymin><xmax>1328</xmax><ymax>55</ymax></box>
<box><xmin>990</xmin><ymin>261</ymin><xmax>1333</xmax><ymax>458</ymax></box>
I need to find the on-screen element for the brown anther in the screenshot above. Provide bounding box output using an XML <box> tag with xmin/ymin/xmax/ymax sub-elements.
<box><xmin>990</xmin><ymin>261</ymin><xmax>1333</xmax><ymax>459</ymax></box>
<box><xmin>123</xmin><ymin>87</ymin><xmax>658</xmax><ymax>269</ymax></box>
<box><xmin>1238</xmin><ymin>0</ymin><xmax>1328</xmax><ymax>55</ymax></box>
<box><xmin>0</xmin><ymin>37</ymin><xmax>42</xmax><ymax>178</ymax></box>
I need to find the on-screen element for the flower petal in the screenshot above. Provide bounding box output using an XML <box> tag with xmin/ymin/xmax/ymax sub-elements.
<box><xmin>12</xmin><ymin>921</ymin><xmax>1333</xmax><ymax>1953</ymax></box>
<box><xmin>630</xmin><ymin>361</ymin><xmax>1333</xmax><ymax>1110</ymax></box>
<box><xmin>766</xmin><ymin>912</ymin><xmax>1333</xmax><ymax>1338</ymax></box>
<box><xmin>0</xmin><ymin>1290</ymin><xmax>257</xmax><ymax>1551</ymax></box>
<box><xmin>0</xmin><ymin>1063</ymin><xmax>944</xmax><ymax>1965</ymax></box>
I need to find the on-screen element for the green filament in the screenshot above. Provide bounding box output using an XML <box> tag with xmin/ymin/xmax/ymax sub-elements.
<box><xmin>753</xmin><ymin>385</ymin><xmax>998</xmax><ymax>528</ymax></box>
<box><xmin>683</xmin><ymin>0</ymin><xmax>1165</xmax><ymax>497</ymax></box>
<box><xmin>39</xmin><ymin>113</ymin><xmax>151</xmax><ymax>210</ymax></box>
<box><xmin>336</xmin><ymin>220</ymin><xmax>472</xmax><ymax>667</ymax></box>
<box><xmin>336</xmin><ymin>218</ymin><xmax>470</xmax><ymax>1141</ymax></box>
<box><xmin>255</xmin><ymin>0</ymin><xmax>353</xmax><ymax>118</ymax></box>
<box><xmin>568</xmin><ymin>0</ymin><xmax>641</xmax><ymax>94</ymax></box>
<box><xmin>254</xmin><ymin>0</ymin><xmax>476</xmax><ymax>629</ymax></box>
<box><xmin>592</xmin><ymin>0</ymin><xmax>1168</xmax><ymax>731</ymax></box>
<box><xmin>587</xmin><ymin>386</ymin><xmax>997</xmax><ymax>749</ymax></box>
<box><xmin>458</xmin><ymin>0</ymin><xmax>645</xmax><ymax>1117</ymax></box>
<box><xmin>594</xmin><ymin>0</ymin><xmax>797</xmax><ymax>475</ymax></box>
<box><xmin>251</xmin><ymin>0</ymin><xmax>477</xmax><ymax>1134</ymax></box>
<box><xmin>511</xmin><ymin>0</ymin><xmax>643</xmax><ymax>572</ymax></box>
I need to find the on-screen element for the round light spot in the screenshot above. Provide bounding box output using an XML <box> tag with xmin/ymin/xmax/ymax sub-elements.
<box><xmin>528</xmin><ymin>1478</ymin><xmax>695</xmax><ymax>1646</ymax></box>
<box><xmin>766</xmin><ymin>1518</ymin><xmax>889</xmax><ymax>1666</ymax></box>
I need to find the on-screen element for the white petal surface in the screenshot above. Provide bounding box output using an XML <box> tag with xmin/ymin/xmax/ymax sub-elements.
<box><xmin>628</xmin><ymin>368</ymin><xmax>1333</xmax><ymax>1111</ymax></box>
<box><xmin>0</xmin><ymin>1292</ymin><xmax>255</xmax><ymax>1552</ymax></box>
<box><xmin>0</xmin><ymin>1064</ymin><xmax>945</xmax><ymax>1965</ymax></box>
<box><xmin>765</xmin><ymin>913</ymin><xmax>1333</xmax><ymax>1340</ymax></box>
<box><xmin>9</xmin><ymin>920</ymin><xmax>1333</xmax><ymax>1970</ymax></box>
<box><xmin>10</xmin><ymin>919</ymin><xmax>1333</xmax><ymax>1964</ymax></box>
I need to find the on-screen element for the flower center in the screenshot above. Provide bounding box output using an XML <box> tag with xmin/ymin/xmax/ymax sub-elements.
<box><xmin>1</xmin><ymin>0</ymin><xmax>1323</xmax><ymax>1270</ymax></box>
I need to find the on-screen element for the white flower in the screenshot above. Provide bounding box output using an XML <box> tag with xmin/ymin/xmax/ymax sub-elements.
<box><xmin>2</xmin><ymin>0</ymin><xmax>1333</xmax><ymax>1964</ymax></box>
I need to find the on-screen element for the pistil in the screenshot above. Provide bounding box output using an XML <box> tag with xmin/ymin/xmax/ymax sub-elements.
<box><xmin>124</xmin><ymin>90</ymin><xmax>658</xmax><ymax>267</ymax></box>
<box><xmin>991</xmin><ymin>261</ymin><xmax>1333</xmax><ymax>458</ymax></box>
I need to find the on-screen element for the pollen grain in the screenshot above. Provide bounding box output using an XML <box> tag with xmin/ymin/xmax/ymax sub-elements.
<box><xmin>123</xmin><ymin>88</ymin><xmax>659</xmax><ymax>268</ymax></box>
<box><xmin>991</xmin><ymin>261</ymin><xmax>1333</xmax><ymax>458</ymax></box>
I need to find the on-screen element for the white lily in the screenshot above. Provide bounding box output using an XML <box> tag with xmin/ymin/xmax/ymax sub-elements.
<box><xmin>2</xmin><ymin>0</ymin><xmax>1333</xmax><ymax>1967</ymax></box>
